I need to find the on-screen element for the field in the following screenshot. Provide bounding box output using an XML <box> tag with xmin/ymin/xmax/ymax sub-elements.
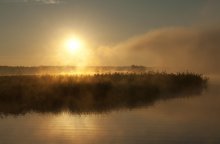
<box><xmin>0</xmin><ymin>72</ymin><xmax>207</xmax><ymax>116</ymax></box>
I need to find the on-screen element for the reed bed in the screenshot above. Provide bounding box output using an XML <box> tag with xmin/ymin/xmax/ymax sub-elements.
<box><xmin>0</xmin><ymin>72</ymin><xmax>207</xmax><ymax>115</ymax></box>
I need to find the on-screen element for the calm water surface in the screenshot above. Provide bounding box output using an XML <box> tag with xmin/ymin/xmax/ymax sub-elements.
<box><xmin>0</xmin><ymin>77</ymin><xmax>220</xmax><ymax>144</ymax></box>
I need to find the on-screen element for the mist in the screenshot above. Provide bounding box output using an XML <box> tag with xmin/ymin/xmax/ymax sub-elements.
<box><xmin>95</xmin><ymin>26</ymin><xmax>220</xmax><ymax>74</ymax></box>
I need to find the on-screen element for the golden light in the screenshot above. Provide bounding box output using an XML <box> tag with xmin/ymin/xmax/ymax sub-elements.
<box><xmin>57</xmin><ymin>35</ymin><xmax>92</xmax><ymax>66</ymax></box>
<box><xmin>66</xmin><ymin>38</ymin><xmax>83</xmax><ymax>53</ymax></box>
<box><xmin>44</xmin><ymin>112</ymin><xmax>99</xmax><ymax>142</ymax></box>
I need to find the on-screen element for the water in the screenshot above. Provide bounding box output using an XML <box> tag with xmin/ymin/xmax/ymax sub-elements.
<box><xmin>0</xmin><ymin>77</ymin><xmax>220</xmax><ymax>144</ymax></box>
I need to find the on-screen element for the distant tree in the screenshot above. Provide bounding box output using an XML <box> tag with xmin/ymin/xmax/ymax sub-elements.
<box><xmin>130</xmin><ymin>65</ymin><xmax>146</xmax><ymax>73</ymax></box>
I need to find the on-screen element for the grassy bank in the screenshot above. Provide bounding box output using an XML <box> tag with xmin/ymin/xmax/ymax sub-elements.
<box><xmin>0</xmin><ymin>72</ymin><xmax>207</xmax><ymax>116</ymax></box>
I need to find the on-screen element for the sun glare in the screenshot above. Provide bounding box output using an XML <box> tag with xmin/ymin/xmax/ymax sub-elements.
<box><xmin>66</xmin><ymin>38</ymin><xmax>83</xmax><ymax>53</ymax></box>
<box><xmin>59</xmin><ymin>36</ymin><xmax>91</xmax><ymax>66</ymax></box>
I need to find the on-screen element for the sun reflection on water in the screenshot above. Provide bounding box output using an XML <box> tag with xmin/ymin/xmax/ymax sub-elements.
<box><xmin>44</xmin><ymin>112</ymin><xmax>101</xmax><ymax>142</ymax></box>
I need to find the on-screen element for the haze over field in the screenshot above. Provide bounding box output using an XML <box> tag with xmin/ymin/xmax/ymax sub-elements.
<box><xmin>0</xmin><ymin>0</ymin><xmax>220</xmax><ymax>74</ymax></box>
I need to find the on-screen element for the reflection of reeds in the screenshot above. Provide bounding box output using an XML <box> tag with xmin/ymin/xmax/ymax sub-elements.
<box><xmin>0</xmin><ymin>72</ymin><xmax>207</xmax><ymax>116</ymax></box>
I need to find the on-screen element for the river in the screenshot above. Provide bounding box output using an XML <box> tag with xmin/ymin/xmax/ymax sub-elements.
<box><xmin>0</xmin><ymin>76</ymin><xmax>219</xmax><ymax>144</ymax></box>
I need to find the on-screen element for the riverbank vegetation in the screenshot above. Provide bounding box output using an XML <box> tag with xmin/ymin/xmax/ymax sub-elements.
<box><xmin>0</xmin><ymin>72</ymin><xmax>208</xmax><ymax>116</ymax></box>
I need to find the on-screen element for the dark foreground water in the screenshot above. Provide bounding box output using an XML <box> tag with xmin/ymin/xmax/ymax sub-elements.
<box><xmin>0</xmin><ymin>77</ymin><xmax>219</xmax><ymax>144</ymax></box>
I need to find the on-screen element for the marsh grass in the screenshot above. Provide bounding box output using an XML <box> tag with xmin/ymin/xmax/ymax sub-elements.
<box><xmin>0</xmin><ymin>72</ymin><xmax>207</xmax><ymax>116</ymax></box>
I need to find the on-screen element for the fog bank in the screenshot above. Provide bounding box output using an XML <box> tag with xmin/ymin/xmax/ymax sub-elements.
<box><xmin>96</xmin><ymin>27</ymin><xmax>220</xmax><ymax>74</ymax></box>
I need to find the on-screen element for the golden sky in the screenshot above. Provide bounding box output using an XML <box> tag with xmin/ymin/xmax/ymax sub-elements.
<box><xmin>0</xmin><ymin>0</ymin><xmax>220</xmax><ymax>73</ymax></box>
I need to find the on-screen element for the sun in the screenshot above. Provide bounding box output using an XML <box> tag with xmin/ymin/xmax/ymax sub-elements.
<box><xmin>60</xmin><ymin>36</ymin><xmax>91</xmax><ymax>66</ymax></box>
<box><xmin>66</xmin><ymin>38</ymin><xmax>83</xmax><ymax>53</ymax></box>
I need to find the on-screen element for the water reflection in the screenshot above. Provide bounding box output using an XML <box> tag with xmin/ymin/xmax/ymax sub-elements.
<box><xmin>0</xmin><ymin>79</ymin><xmax>219</xmax><ymax>144</ymax></box>
<box><xmin>0</xmin><ymin>87</ymin><xmax>205</xmax><ymax>116</ymax></box>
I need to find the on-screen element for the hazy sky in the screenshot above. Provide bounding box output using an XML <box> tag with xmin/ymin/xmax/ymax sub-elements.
<box><xmin>0</xmin><ymin>0</ymin><xmax>220</xmax><ymax>70</ymax></box>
